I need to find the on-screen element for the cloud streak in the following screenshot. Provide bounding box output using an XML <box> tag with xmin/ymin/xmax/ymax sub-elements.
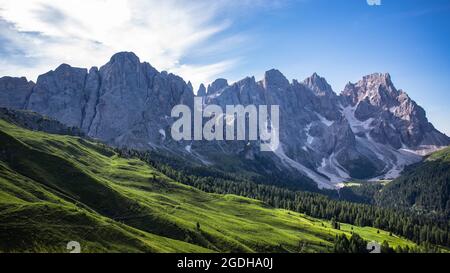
<box><xmin>0</xmin><ymin>0</ymin><xmax>262</xmax><ymax>88</ymax></box>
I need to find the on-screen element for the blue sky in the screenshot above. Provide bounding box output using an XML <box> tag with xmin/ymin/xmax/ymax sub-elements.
<box><xmin>0</xmin><ymin>0</ymin><xmax>449</xmax><ymax>134</ymax></box>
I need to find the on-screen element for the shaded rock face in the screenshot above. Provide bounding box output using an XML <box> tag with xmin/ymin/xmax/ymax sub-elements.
<box><xmin>0</xmin><ymin>52</ymin><xmax>448</xmax><ymax>188</ymax></box>
<box><xmin>86</xmin><ymin>52</ymin><xmax>194</xmax><ymax>149</ymax></box>
<box><xmin>207</xmin><ymin>78</ymin><xmax>228</xmax><ymax>95</ymax></box>
<box><xmin>0</xmin><ymin>107</ymin><xmax>84</xmax><ymax>137</ymax></box>
<box><xmin>0</xmin><ymin>52</ymin><xmax>194</xmax><ymax>150</ymax></box>
<box><xmin>0</xmin><ymin>77</ymin><xmax>35</xmax><ymax>109</ymax></box>
<box><xmin>197</xmin><ymin>83</ymin><xmax>206</xmax><ymax>96</ymax></box>
<box><xmin>302</xmin><ymin>73</ymin><xmax>341</xmax><ymax>121</ymax></box>
<box><xmin>27</xmin><ymin>64</ymin><xmax>88</xmax><ymax>128</ymax></box>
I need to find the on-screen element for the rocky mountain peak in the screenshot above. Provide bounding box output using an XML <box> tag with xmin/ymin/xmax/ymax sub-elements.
<box><xmin>340</xmin><ymin>72</ymin><xmax>449</xmax><ymax>151</ymax></box>
<box><xmin>358</xmin><ymin>73</ymin><xmax>397</xmax><ymax>95</ymax></box>
<box><xmin>197</xmin><ymin>83</ymin><xmax>207</xmax><ymax>96</ymax></box>
<box><xmin>42</xmin><ymin>63</ymin><xmax>88</xmax><ymax>81</ymax></box>
<box><xmin>262</xmin><ymin>69</ymin><xmax>289</xmax><ymax>89</ymax></box>
<box><xmin>0</xmin><ymin>76</ymin><xmax>32</xmax><ymax>86</ymax></box>
<box><xmin>187</xmin><ymin>81</ymin><xmax>194</xmax><ymax>92</ymax></box>
<box><xmin>236</xmin><ymin>76</ymin><xmax>256</xmax><ymax>87</ymax></box>
<box><xmin>207</xmin><ymin>78</ymin><xmax>228</xmax><ymax>95</ymax></box>
<box><xmin>341</xmin><ymin>72</ymin><xmax>399</xmax><ymax>107</ymax></box>
<box><xmin>362</xmin><ymin>72</ymin><xmax>392</xmax><ymax>83</ymax></box>
<box><xmin>89</xmin><ymin>66</ymin><xmax>99</xmax><ymax>74</ymax></box>
<box><xmin>303</xmin><ymin>72</ymin><xmax>334</xmax><ymax>96</ymax></box>
<box><xmin>55</xmin><ymin>63</ymin><xmax>72</xmax><ymax>71</ymax></box>
<box><xmin>109</xmin><ymin>51</ymin><xmax>140</xmax><ymax>66</ymax></box>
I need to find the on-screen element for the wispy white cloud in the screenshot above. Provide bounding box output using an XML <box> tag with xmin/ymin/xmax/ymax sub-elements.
<box><xmin>0</xmin><ymin>0</ymin><xmax>272</xmax><ymax>88</ymax></box>
<box><xmin>171</xmin><ymin>59</ymin><xmax>239</xmax><ymax>90</ymax></box>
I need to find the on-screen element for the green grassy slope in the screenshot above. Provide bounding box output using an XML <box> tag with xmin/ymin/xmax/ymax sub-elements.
<box><xmin>427</xmin><ymin>147</ymin><xmax>450</xmax><ymax>162</ymax></box>
<box><xmin>0</xmin><ymin>119</ymin><xmax>417</xmax><ymax>253</ymax></box>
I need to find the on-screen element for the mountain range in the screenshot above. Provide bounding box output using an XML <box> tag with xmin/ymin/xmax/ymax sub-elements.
<box><xmin>0</xmin><ymin>51</ymin><xmax>448</xmax><ymax>189</ymax></box>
